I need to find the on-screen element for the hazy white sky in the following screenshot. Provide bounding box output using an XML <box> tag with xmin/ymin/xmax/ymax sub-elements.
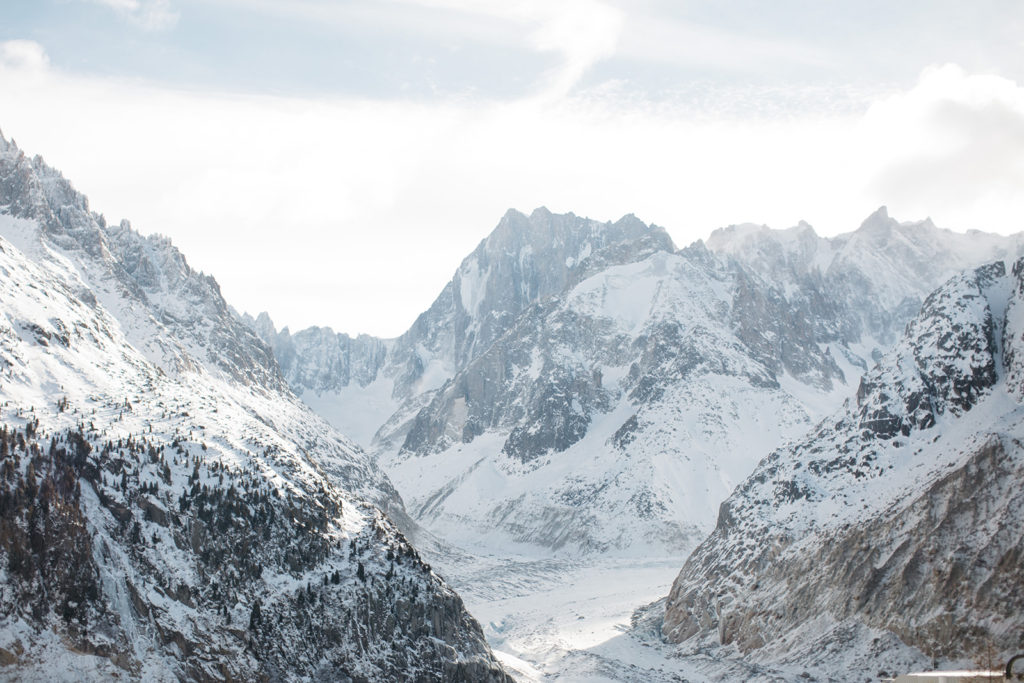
<box><xmin>2</xmin><ymin>0</ymin><xmax>1024</xmax><ymax>336</ymax></box>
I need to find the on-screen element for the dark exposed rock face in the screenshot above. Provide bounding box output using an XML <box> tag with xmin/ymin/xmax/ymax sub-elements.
<box><xmin>399</xmin><ymin>300</ymin><xmax>618</xmax><ymax>463</ymax></box>
<box><xmin>662</xmin><ymin>259</ymin><xmax>1024</xmax><ymax>669</ymax></box>
<box><xmin>852</xmin><ymin>262</ymin><xmax>1001</xmax><ymax>440</ymax></box>
<box><xmin>729</xmin><ymin>267</ymin><xmax>844</xmax><ymax>391</ymax></box>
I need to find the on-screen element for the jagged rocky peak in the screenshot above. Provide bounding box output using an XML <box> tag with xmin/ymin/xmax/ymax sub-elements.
<box><xmin>245</xmin><ymin>311</ymin><xmax>390</xmax><ymax>396</ymax></box>
<box><xmin>405</xmin><ymin>206</ymin><xmax>662</xmax><ymax>369</ymax></box>
<box><xmin>0</xmin><ymin>132</ymin><xmax>284</xmax><ymax>391</ymax></box>
<box><xmin>855</xmin><ymin>203</ymin><xmax>895</xmax><ymax>231</ymax></box>
<box><xmin>706</xmin><ymin>207</ymin><xmax>1024</xmax><ymax>350</ymax></box>
<box><xmin>706</xmin><ymin>218</ymin><xmax>826</xmax><ymax>267</ymax></box>
<box><xmin>662</xmin><ymin>258</ymin><xmax>1024</xmax><ymax>672</ymax></box>
<box><xmin>249</xmin><ymin>310</ymin><xmax>279</xmax><ymax>347</ymax></box>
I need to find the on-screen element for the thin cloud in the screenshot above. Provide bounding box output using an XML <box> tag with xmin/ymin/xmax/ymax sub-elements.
<box><xmin>0</xmin><ymin>40</ymin><xmax>50</xmax><ymax>71</ymax></box>
<box><xmin>81</xmin><ymin>0</ymin><xmax>180</xmax><ymax>31</ymax></box>
<box><xmin>615</xmin><ymin>13</ymin><xmax>835</xmax><ymax>76</ymax></box>
<box><xmin>397</xmin><ymin>0</ymin><xmax>626</xmax><ymax>97</ymax></box>
<box><xmin>507</xmin><ymin>0</ymin><xmax>624</xmax><ymax>97</ymax></box>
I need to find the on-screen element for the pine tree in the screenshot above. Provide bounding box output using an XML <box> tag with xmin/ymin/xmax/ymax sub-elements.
<box><xmin>249</xmin><ymin>599</ymin><xmax>262</xmax><ymax>630</ymax></box>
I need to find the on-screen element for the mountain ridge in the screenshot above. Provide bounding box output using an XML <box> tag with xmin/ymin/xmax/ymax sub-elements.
<box><xmin>0</xmin><ymin>132</ymin><xmax>511</xmax><ymax>681</ymax></box>
<box><xmin>661</xmin><ymin>258</ymin><xmax>1024</xmax><ymax>675</ymax></box>
<box><xmin>250</xmin><ymin>205</ymin><xmax>1024</xmax><ymax>562</ymax></box>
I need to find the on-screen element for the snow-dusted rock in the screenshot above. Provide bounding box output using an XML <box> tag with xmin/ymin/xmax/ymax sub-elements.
<box><xmin>662</xmin><ymin>260</ymin><xmax>1024</xmax><ymax>673</ymax></box>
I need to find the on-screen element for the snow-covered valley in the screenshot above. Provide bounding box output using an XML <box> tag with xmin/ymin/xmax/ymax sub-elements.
<box><xmin>4</xmin><ymin>125</ymin><xmax>1024</xmax><ymax>681</ymax></box>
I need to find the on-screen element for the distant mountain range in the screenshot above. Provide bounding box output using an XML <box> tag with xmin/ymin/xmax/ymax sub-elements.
<box><xmin>251</xmin><ymin>204</ymin><xmax>1024</xmax><ymax>562</ymax></box>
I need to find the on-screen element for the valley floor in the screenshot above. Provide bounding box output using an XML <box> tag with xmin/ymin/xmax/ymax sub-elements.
<box><xmin>414</xmin><ymin>527</ymin><xmax>821</xmax><ymax>683</ymax></box>
<box><xmin>417</xmin><ymin>533</ymin><xmax>935</xmax><ymax>682</ymax></box>
<box><xmin>419</xmin><ymin>543</ymin><xmax>690</xmax><ymax>682</ymax></box>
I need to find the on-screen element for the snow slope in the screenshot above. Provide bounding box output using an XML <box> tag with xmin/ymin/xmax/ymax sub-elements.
<box><xmin>387</xmin><ymin>244</ymin><xmax>821</xmax><ymax>555</ymax></box>
<box><xmin>0</xmin><ymin>133</ymin><xmax>509</xmax><ymax>681</ymax></box>
<box><xmin>662</xmin><ymin>259</ymin><xmax>1024</xmax><ymax>677</ymax></box>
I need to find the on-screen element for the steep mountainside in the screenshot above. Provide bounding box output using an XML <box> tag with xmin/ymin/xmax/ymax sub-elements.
<box><xmin>662</xmin><ymin>260</ymin><xmax>1024</xmax><ymax>675</ymax></box>
<box><xmin>257</xmin><ymin>206</ymin><xmax>1024</xmax><ymax>558</ymax></box>
<box><xmin>384</xmin><ymin>239</ymin><xmax>826</xmax><ymax>553</ymax></box>
<box><xmin>0</xmin><ymin>134</ymin><xmax>509</xmax><ymax>681</ymax></box>
<box><xmin>0</xmin><ymin>135</ymin><xmax>285</xmax><ymax>393</ymax></box>
<box><xmin>251</xmin><ymin>208</ymin><xmax>659</xmax><ymax>446</ymax></box>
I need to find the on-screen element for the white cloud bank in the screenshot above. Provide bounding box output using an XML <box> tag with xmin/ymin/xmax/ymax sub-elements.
<box><xmin>862</xmin><ymin>64</ymin><xmax>1024</xmax><ymax>231</ymax></box>
<box><xmin>1</xmin><ymin>42</ymin><xmax>1022</xmax><ymax>336</ymax></box>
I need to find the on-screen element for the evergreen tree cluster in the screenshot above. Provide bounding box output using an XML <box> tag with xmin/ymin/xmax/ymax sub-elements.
<box><xmin>0</xmin><ymin>423</ymin><xmax>102</xmax><ymax>645</ymax></box>
<box><xmin>0</xmin><ymin>412</ymin><xmax>501</xmax><ymax>681</ymax></box>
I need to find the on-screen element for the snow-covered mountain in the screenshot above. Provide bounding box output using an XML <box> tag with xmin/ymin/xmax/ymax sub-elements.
<box><xmin>0</xmin><ymin>133</ymin><xmax>509</xmax><ymax>681</ymax></box>
<box><xmin>0</xmin><ymin>136</ymin><xmax>288</xmax><ymax>395</ymax></box>
<box><xmin>257</xmin><ymin>206</ymin><xmax>1024</xmax><ymax>558</ymax></box>
<box><xmin>661</xmin><ymin>259</ymin><xmax>1024</xmax><ymax>676</ymax></box>
<box><xmin>385</xmin><ymin>238</ymin><xmax>826</xmax><ymax>554</ymax></box>
<box><xmin>707</xmin><ymin>206</ymin><xmax>1024</xmax><ymax>350</ymax></box>
<box><xmin>250</xmin><ymin>207</ymin><xmax>657</xmax><ymax>446</ymax></box>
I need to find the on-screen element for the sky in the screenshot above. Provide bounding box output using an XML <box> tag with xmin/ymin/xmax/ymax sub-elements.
<box><xmin>2</xmin><ymin>1</ymin><xmax>1024</xmax><ymax>337</ymax></box>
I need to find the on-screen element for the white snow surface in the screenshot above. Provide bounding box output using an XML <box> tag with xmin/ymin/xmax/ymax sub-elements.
<box><xmin>298</xmin><ymin>374</ymin><xmax>399</xmax><ymax>448</ymax></box>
